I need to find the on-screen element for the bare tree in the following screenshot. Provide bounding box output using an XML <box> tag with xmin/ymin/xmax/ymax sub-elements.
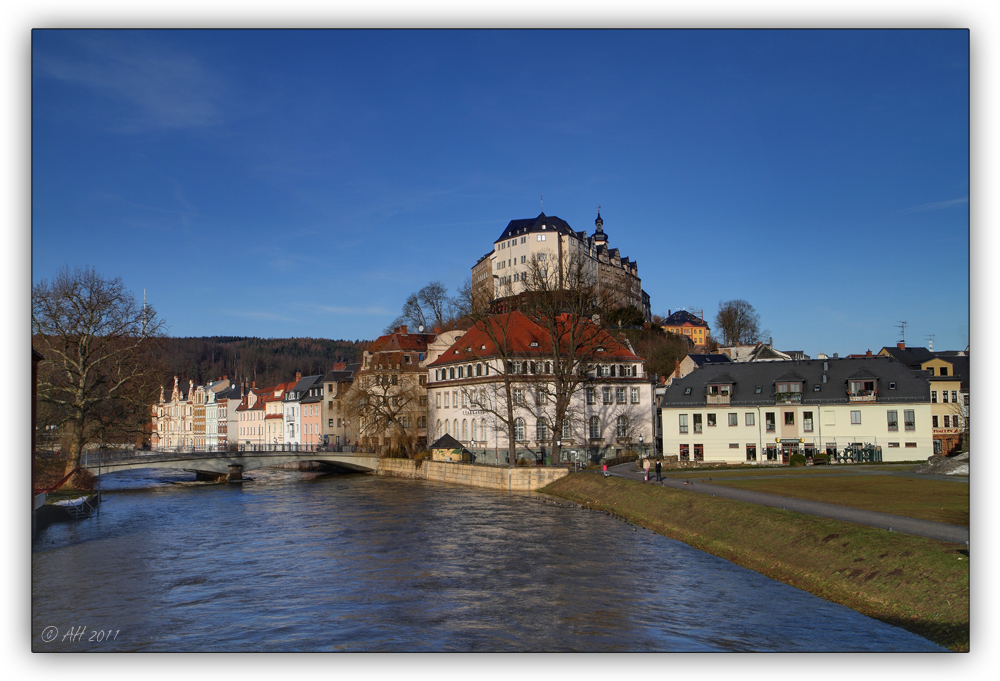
<box><xmin>715</xmin><ymin>299</ymin><xmax>762</xmax><ymax>346</ymax></box>
<box><xmin>519</xmin><ymin>253</ymin><xmax>609</xmax><ymax>464</ymax></box>
<box><xmin>32</xmin><ymin>266</ymin><xmax>166</xmax><ymax>474</ymax></box>
<box><xmin>344</xmin><ymin>357</ymin><xmax>424</xmax><ymax>456</ymax></box>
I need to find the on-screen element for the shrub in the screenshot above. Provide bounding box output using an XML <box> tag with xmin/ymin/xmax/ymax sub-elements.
<box><xmin>789</xmin><ymin>453</ymin><xmax>807</xmax><ymax>467</ymax></box>
<box><xmin>812</xmin><ymin>453</ymin><xmax>828</xmax><ymax>465</ymax></box>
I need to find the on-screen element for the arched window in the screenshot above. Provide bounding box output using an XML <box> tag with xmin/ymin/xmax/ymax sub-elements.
<box><xmin>472</xmin><ymin>420</ymin><xmax>478</xmax><ymax>441</ymax></box>
<box><xmin>445</xmin><ymin>420</ymin><xmax>450</xmax><ymax>435</ymax></box>
<box><xmin>458</xmin><ymin>366</ymin><xmax>464</xmax><ymax>378</ymax></box>
<box><xmin>589</xmin><ymin>416</ymin><xmax>601</xmax><ymax>439</ymax></box>
<box><xmin>449</xmin><ymin>368</ymin><xmax>455</xmax><ymax>380</ymax></box>
<box><xmin>436</xmin><ymin>420</ymin><xmax>442</xmax><ymax>438</ymax></box>
<box><xmin>481</xmin><ymin>418</ymin><xmax>487</xmax><ymax>441</ymax></box>
<box><xmin>616</xmin><ymin>415</ymin><xmax>629</xmax><ymax>439</ymax></box>
<box><xmin>536</xmin><ymin>419</ymin><xmax>548</xmax><ymax>442</ymax></box>
<box><xmin>515</xmin><ymin>418</ymin><xmax>525</xmax><ymax>441</ymax></box>
<box><xmin>476</xmin><ymin>363</ymin><xmax>482</xmax><ymax>376</ymax></box>
<box><xmin>467</xmin><ymin>364</ymin><xmax>473</xmax><ymax>377</ymax></box>
<box><xmin>462</xmin><ymin>419</ymin><xmax>467</xmax><ymax>440</ymax></box>
<box><xmin>562</xmin><ymin>419</ymin><xmax>572</xmax><ymax>439</ymax></box>
<box><xmin>453</xmin><ymin>419</ymin><xmax>458</xmax><ymax>436</ymax></box>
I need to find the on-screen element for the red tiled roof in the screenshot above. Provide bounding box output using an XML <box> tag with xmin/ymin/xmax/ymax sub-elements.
<box><xmin>367</xmin><ymin>331</ymin><xmax>437</xmax><ymax>354</ymax></box>
<box><xmin>428</xmin><ymin>311</ymin><xmax>640</xmax><ymax>366</ymax></box>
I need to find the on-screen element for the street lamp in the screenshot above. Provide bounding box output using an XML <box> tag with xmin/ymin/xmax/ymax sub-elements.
<box><xmin>639</xmin><ymin>434</ymin><xmax>644</xmax><ymax>458</ymax></box>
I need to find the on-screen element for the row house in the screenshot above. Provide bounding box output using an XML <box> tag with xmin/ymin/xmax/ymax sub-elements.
<box><xmin>151</xmin><ymin>377</ymin><xmax>232</xmax><ymax>451</ymax></box>
<box><xmin>321</xmin><ymin>363</ymin><xmax>361</xmax><ymax>449</ymax></box>
<box><xmin>264</xmin><ymin>381</ymin><xmax>296</xmax><ymax>447</ymax></box>
<box><xmin>660</xmin><ymin>356</ymin><xmax>932</xmax><ymax>464</ymax></box>
<box><xmin>283</xmin><ymin>373</ymin><xmax>324</xmax><ymax>448</ymax></box>
<box><xmin>426</xmin><ymin>311</ymin><xmax>655</xmax><ymax>466</ymax></box>
<box><xmin>878</xmin><ymin>343</ymin><xmax>969</xmax><ymax>455</ymax></box>
<box><xmin>352</xmin><ymin>326</ymin><xmax>436</xmax><ymax>453</ymax></box>
<box><xmin>235</xmin><ymin>385</ymin><xmax>267</xmax><ymax>450</ymax></box>
<box><xmin>470</xmin><ymin>211</ymin><xmax>650</xmax><ymax>320</ymax></box>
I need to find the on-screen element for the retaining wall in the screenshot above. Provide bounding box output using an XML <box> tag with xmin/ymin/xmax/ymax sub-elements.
<box><xmin>375</xmin><ymin>459</ymin><xmax>569</xmax><ymax>492</ymax></box>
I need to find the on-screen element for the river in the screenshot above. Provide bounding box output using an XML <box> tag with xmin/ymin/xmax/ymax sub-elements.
<box><xmin>31</xmin><ymin>468</ymin><xmax>945</xmax><ymax>652</ymax></box>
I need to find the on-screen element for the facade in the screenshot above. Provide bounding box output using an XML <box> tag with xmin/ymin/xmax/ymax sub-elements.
<box><xmin>152</xmin><ymin>377</ymin><xmax>192</xmax><ymax>450</ymax></box>
<box><xmin>283</xmin><ymin>373</ymin><xmax>323</xmax><ymax>447</ymax></box>
<box><xmin>879</xmin><ymin>344</ymin><xmax>969</xmax><ymax>455</ymax></box>
<box><xmin>235</xmin><ymin>386</ymin><xmax>267</xmax><ymax>450</ymax></box>
<box><xmin>352</xmin><ymin>326</ymin><xmax>436</xmax><ymax>453</ymax></box>
<box><xmin>263</xmin><ymin>381</ymin><xmax>294</xmax><ymax>447</ymax></box>
<box><xmin>321</xmin><ymin>363</ymin><xmax>361</xmax><ymax>449</ymax></box>
<box><xmin>660</xmin><ymin>356</ymin><xmax>933</xmax><ymax>464</ymax></box>
<box><xmin>426</xmin><ymin>311</ymin><xmax>655</xmax><ymax>466</ymax></box>
<box><xmin>661</xmin><ymin>310</ymin><xmax>710</xmax><ymax>347</ymax></box>
<box><xmin>470</xmin><ymin>211</ymin><xmax>649</xmax><ymax>319</ymax></box>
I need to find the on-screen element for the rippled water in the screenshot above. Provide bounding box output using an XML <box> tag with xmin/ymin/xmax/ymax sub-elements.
<box><xmin>32</xmin><ymin>469</ymin><xmax>945</xmax><ymax>652</ymax></box>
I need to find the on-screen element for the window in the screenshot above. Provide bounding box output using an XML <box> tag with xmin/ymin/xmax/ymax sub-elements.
<box><xmin>904</xmin><ymin>410</ymin><xmax>915</xmax><ymax>431</ymax></box>
<box><xmin>765</xmin><ymin>412</ymin><xmax>775</xmax><ymax>432</ymax></box>
<box><xmin>616</xmin><ymin>387</ymin><xmax>626</xmax><ymax>404</ymax></box>
<box><xmin>888</xmin><ymin>442</ymin><xmax>899</xmax><ymax>448</ymax></box>
<box><xmin>905</xmin><ymin>442</ymin><xmax>917</xmax><ymax>448</ymax></box>
<box><xmin>931</xmin><ymin>391</ymin><xmax>937</xmax><ymax>403</ymax></box>
<box><xmin>942</xmin><ymin>390</ymin><xmax>949</xmax><ymax>403</ymax></box>
<box><xmin>851</xmin><ymin>410</ymin><xmax>861</xmax><ymax>425</ymax></box>
<box><xmin>943</xmin><ymin>415</ymin><xmax>950</xmax><ymax>428</ymax></box>
<box><xmin>562</xmin><ymin>420</ymin><xmax>572</xmax><ymax>439</ymax></box>
<box><xmin>679</xmin><ymin>414</ymin><xmax>689</xmax><ymax>434</ymax></box>
<box><xmin>536</xmin><ymin>388</ymin><xmax>547</xmax><ymax>405</ymax></box>
<box><xmin>436</xmin><ymin>393</ymin><xmax>441</xmax><ymax>408</ymax></box>
<box><xmin>472</xmin><ymin>420</ymin><xmax>478</xmax><ymax>441</ymax></box>
<box><xmin>693</xmin><ymin>444</ymin><xmax>704</xmax><ymax>461</ymax></box>
<box><xmin>784</xmin><ymin>412</ymin><xmax>795</xmax><ymax>426</ymax></box>
<box><xmin>746</xmin><ymin>444</ymin><xmax>757</xmax><ymax>461</ymax></box>
<box><xmin>951</xmin><ymin>391</ymin><xmax>958</xmax><ymax>403</ymax></box>
<box><xmin>707</xmin><ymin>413</ymin><xmax>717</xmax><ymax>427</ymax></box>
<box><xmin>729</xmin><ymin>443</ymin><xmax>739</xmax><ymax>449</ymax></box>
<box><xmin>537</xmin><ymin>253</ymin><xmax>548</xmax><ymax>261</ymax></box>
<box><xmin>444</xmin><ymin>393</ymin><xmax>449</xmax><ymax>408</ymax></box>
<box><xmin>631</xmin><ymin>387</ymin><xmax>640</xmax><ymax>404</ymax></box>
<box><xmin>586</xmin><ymin>387</ymin><xmax>595</xmax><ymax>405</ymax></box>
<box><xmin>693</xmin><ymin>414</ymin><xmax>703</xmax><ymax>433</ymax></box>
<box><xmin>589</xmin><ymin>416</ymin><xmax>601</xmax><ymax>439</ymax></box>
<box><xmin>887</xmin><ymin>410</ymin><xmax>898</xmax><ymax>431</ymax></box>
<box><xmin>932</xmin><ymin>415</ymin><xmax>939</xmax><ymax>428</ymax></box>
<box><xmin>616</xmin><ymin>416</ymin><xmax>628</xmax><ymax>439</ymax></box>
<box><xmin>603</xmin><ymin>387</ymin><xmax>612</xmax><ymax>404</ymax></box>
<box><xmin>537</xmin><ymin>419</ymin><xmax>548</xmax><ymax>442</ymax></box>
<box><xmin>537</xmin><ymin>234</ymin><xmax>546</xmax><ymax>241</ymax></box>
<box><xmin>513</xmin><ymin>389</ymin><xmax>524</xmax><ymax>405</ymax></box>
<box><xmin>745</xmin><ymin>412</ymin><xmax>755</xmax><ymax>426</ymax></box>
<box><xmin>515</xmin><ymin>418</ymin><xmax>525</xmax><ymax>441</ymax></box>
<box><xmin>679</xmin><ymin>444</ymin><xmax>690</xmax><ymax>461</ymax></box>
<box><xmin>940</xmin><ymin>367</ymin><xmax>949</xmax><ymax>376</ymax></box>
<box><xmin>728</xmin><ymin>413</ymin><xmax>738</xmax><ymax>426</ymax></box>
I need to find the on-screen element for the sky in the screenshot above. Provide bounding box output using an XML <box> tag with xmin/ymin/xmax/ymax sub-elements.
<box><xmin>30</xmin><ymin>27</ymin><xmax>970</xmax><ymax>358</ymax></box>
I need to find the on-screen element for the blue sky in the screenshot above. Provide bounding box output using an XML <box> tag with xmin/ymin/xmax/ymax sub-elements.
<box><xmin>31</xmin><ymin>28</ymin><xmax>969</xmax><ymax>357</ymax></box>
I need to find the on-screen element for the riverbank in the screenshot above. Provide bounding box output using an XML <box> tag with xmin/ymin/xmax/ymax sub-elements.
<box><xmin>540</xmin><ymin>472</ymin><xmax>969</xmax><ymax>651</ymax></box>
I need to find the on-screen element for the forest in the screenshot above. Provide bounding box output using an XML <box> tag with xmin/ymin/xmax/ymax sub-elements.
<box><xmin>157</xmin><ymin>336</ymin><xmax>367</xmax><ymax>391</ymax></box>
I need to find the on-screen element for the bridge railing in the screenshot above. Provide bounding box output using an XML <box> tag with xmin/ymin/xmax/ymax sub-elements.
<box><xmin>83</xmin><ymin>444</ymin><xmax>379</xmax><ymax>467</ymax></box>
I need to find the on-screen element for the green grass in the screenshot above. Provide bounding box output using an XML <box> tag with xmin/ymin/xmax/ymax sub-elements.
<box><xmin>709</xmin><ymin>476</ymin><xmax>969</xmax><ymax>526</ymax></box>
<box><xmin>540</xmin><ymin>473</ymin><xmax>969</xmax><ymax>651</ymax></box>
<box><xmin>662</xmin><ymin>463</ymin><xmax>923</xmax><ymax>478</ymax></box>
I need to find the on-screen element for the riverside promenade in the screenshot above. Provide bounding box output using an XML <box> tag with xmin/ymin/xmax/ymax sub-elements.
<box><xmin>606</xmin><ymin>463</ymin><xmax>969</xmax><ymax>545</ymax></box>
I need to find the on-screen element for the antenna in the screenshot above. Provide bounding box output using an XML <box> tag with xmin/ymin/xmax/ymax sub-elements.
<box><xmin>896</xmin><ymin>321</ymin><xmax>907</xmax><ymax>344</ymax></box>
<box><xmin>540</xmin><ymin>194</ymin><xmax>543</xmax><ymax>211</ymax></box>
<box><xmin>926</xmin><ymin>334</ymin><xmax>935</xmax><ymax>352</ymax></box>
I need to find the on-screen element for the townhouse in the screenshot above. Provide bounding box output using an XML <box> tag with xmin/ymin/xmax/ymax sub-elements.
<box><xmin>321</xmin><ymin>363</ymin><xmax>361</xmax><ymax>449</ymax></box>
<box><xmin>660</xmin><ymin>356</ymin><xmax>932</xmax><ymax>464</ymax></box>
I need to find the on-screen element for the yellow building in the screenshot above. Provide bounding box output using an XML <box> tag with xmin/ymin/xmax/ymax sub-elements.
<box><xmin>661</xmin><ymin>310</ymin><xmax>710</xmax><ymax>347</ymax></box>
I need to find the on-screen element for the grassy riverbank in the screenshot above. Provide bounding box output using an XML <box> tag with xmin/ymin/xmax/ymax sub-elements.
<box><xmin>540</xmin><ymin>473</ymin><xmax>969</xmax><ymax>651</ymax></box>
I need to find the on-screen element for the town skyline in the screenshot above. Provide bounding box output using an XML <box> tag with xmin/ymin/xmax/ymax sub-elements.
<box><xmin>31</xmin><ymin>29</ymin><xmax>970</xmax><ymax>359</ymax></box>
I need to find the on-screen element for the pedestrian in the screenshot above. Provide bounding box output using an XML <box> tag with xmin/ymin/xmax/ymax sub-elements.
<box><xmin>644</xmin><ymin>468</ymin><xmax>649</xmax><ymax>483</ymax></box>
<box><xmin>603</xmin><ymin>463</ymin><xmax>609</xmax><ymax>478</ymax></box>
<box><xmin>655</xmin><ymin>459</ymin><xmax>662</xmax><ymax>482</ymax></box>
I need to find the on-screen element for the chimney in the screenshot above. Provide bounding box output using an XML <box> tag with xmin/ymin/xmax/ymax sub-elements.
<box><xmin>674</xmin><ymin>359</ymin><xmax>681</xmax><ymax>376</ymax></box>
<box><xmin>400</xmin><ymin>325</ymin><xmax>407</xmax><ymax>335</ymax></box>
<box><xmin>434</xmin><ymin>326</ymin><xmax>442</xmax><ymax>335</ymax></box>
<box><xmin>252</xmin><ymin>381</ymin><xmax>255</xmax><ymax>389</ymax></box>
<box><xmin>897</xmin><ymin>342</ymin><xmax>906</xmax><ymax>350</ymax></box>
<box><xmin>866</xmin><ymin>350</ymin><xmax>872</xmax><ymax>357</ymax></box>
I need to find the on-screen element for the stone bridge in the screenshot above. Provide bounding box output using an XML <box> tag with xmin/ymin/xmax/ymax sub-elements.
<box><xmin>81</xmin><ymin>449</ymin><xmax>381</xmax><ymax>482</ymax></box>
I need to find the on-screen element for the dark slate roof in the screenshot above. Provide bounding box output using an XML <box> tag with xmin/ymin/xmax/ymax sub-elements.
<box><xmin>664</xmin><ymin>310</ymin><xmax>709</xmax><ymax>327</ymax></box>
<box><xmin>217</xmin><ymin>385</ymin><xmax>243</xmax><ymax>401</ymax></box>
<box><xmin>709</xmin><ymin>372</ymin><xmax>737</xmax><ymax>384</ymax></box>
<box><xmin>429</xmin><ymin>434</ymin><xmax>465</xmax><ymax>451</ymax></box>
<box><xmin>285</xmin><ymin>375</ymin><xmax>323</xmax><ymax>402</ymax></box>
<box><xmin>495</xmin><ymin>213</ymin><xmax>577</xmax><ymax>243</ymax></box>
<box><xmin>660</xmin><ymin>356</ymin><xmax>929</xmax><ymax>408</ymax></box>
<box><xmin>689</xmin><ymin>354</ymin><xmax>732</xmax><ymax>367</ymax></box>
<box><xmin>881</xmin><ymin>345</ymin><xmax>936</xmax><ymax>368</ymax></box>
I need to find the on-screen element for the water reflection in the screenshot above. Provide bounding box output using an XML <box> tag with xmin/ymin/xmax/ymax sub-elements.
<box><xmin>32</xmin><ymin>469</ymin><xmax>945</xmax><ymax>652</ymax></box>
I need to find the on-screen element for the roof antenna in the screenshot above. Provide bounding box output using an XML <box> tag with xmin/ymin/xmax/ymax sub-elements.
<box><xmin>896</xmin><ymin>320</ymin><xmax>907</xmax><ymax>345</ymax></box>
<box><xmin>540</xmin><ymin>194</ymin><xmax>543</xmax><ymax>212</ymax></box>
<box><xmin>926</xmin><ymin>334</ymin><xmax>934</xmax><ymax>352</ymax></box>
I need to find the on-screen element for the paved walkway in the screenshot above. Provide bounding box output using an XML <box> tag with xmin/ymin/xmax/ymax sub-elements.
<box><xmin>606</xmin><ymin>463</ymin><xmax>969</xmax><ymax>545</ymax></box>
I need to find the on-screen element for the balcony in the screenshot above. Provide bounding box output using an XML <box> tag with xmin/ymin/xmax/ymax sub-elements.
<box><xmin>848</xmin><ymin>390</ymin><xmax>877</xmax><ymax>403</ymax></box>
<box><xmin>775</xmin><ymin>392</ymin><xmax>802</xmax><ymax>405</ymax></box>
<box><xmin>706</xmin><ymin>394</ymin><xmax>731</xmax><ymax>405</ymax></box>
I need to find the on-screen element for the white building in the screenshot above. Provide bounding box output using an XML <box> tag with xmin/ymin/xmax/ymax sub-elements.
<box><xmin>659</xmin><ymin>356</ymin><xmax>933</xmax><ymax>464</ymax></box>
<box><xmin>426</xmin><ymin>311</ymin><xmax>655</xmax><ymax>466</ymax></box>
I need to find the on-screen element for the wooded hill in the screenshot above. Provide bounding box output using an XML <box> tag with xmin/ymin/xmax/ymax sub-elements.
<box><xmin>157</xmin><ymin>336</ymin><xmax>367</xmax><ymax>391</ymax></box>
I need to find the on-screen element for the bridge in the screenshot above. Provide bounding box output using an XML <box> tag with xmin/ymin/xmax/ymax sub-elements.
<box><xmin>81</xmin><ymin>448</ymin><xmax>381</xmax><ymax>482</ymax></box>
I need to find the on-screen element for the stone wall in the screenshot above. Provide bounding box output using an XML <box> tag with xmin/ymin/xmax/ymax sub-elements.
<box><xmin>375</xmin><ymin>459</ymin><xmax>569</xmax><ymax>492</ymax></box>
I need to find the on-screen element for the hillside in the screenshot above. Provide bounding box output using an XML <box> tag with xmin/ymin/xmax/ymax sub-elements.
<box><xmin>157</xmin><ymin>336</ymin><xmax>368</xmax><ymax>390</ymax></box>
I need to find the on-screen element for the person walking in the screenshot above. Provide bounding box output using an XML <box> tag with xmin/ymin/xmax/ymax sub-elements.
<box><xmin>603</xmin><ymin>463</ymin><xmax>609</xmax><ymax>478</ymax></box>
<box><xmin>655</xmin><ymin>459</ymin><xmax>662</xmax><ymax>482</ymax></box>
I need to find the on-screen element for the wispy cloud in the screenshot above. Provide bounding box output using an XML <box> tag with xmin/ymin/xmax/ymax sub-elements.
<box><xmin>312</xmin><ymin>304</ymin><xmax>392</xmax><ymax>316</ymax></box>
<box><xmin>35</xmin><ymin>31</ymin><xmax>228</xmax><ymax>132</ymax></box>
<box><xmin>901</xmin><ymin>197</ymin><xmax>968</xmax><ymax>214</ymax></box>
